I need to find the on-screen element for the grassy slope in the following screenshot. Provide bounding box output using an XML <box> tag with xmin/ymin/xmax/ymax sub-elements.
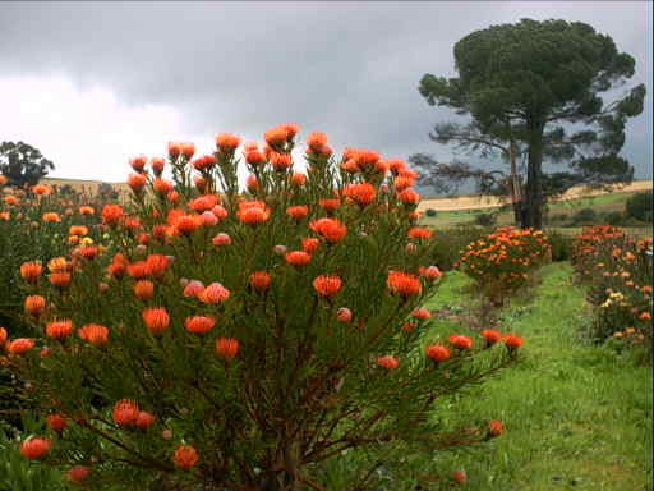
<box><xmin>423</xmin><ymin>263</ymin><xmax>653</xmax><ymax>490</ymax></box>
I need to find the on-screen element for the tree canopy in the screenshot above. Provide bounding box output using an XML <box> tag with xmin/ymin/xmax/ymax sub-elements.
<box><xmin>0</xmin><ymin>141</ymin><xmax>55</xmax><ymax>187</ymax></box>
<box><xmin>416</xmin><ymin>18</ymin><xmax>646</xmax><ymax>228</ymax></box>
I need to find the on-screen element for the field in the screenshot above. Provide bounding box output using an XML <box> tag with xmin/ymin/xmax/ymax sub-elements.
<box><xmin>420</xmin><ymin>263</ymin><xmax>653</xmax><ymax>490</ymax></box>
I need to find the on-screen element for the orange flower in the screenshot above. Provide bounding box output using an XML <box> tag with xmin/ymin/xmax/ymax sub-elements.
<box><xmin>337</xmin><ymin>307</ymin><xmax>352</xmax><ymax>322</ymax></box>
<box><xmin>344</xmin><ymin>183</ymin><xmax>376</xmax><ymax>206</ymax></box>
<box><xmin>212</xmin><ymin>205</ymin><xmax>228</xmax><ymax>220</ymax></box>
<box><xmin>78</xmin><ymin>324</ymin><xmax>109</xmax><ymax>345</ymax></box>
<box><xmin>376</xmin><ymin>355</ymin><xmax>400</xmax><ymax>370</ymax></box>
<box><xmin>215</xmin><ymin>133</ymin><xmax>241</xmax><ymax>151</ymax></box>
<box><xmin>136</xmin><ymin>411</ymin><xmax>156</xmax><ymax>429</ymax></box>
<box><xmin>20</xmin><ymin>438</ymin><xmax>51</xmax><ymax>460</ymax></box>
<box><xmin>309</xmin><ymin>218</ymin><xmax>347</xmax><ymax>242</ymax></box>
<box><xmin>143</xmin><ymin>308</ymin><xmax>170</xmax><ymax>335</ymax></box>
<box><xmin>46</xmin><ymin>414</ymin><xmax>68</xmax><ymax>433</ymax></box>
<box><xmin>101</xmin><ymin>204</ymin><xmax>124</xmax><ymax>225</ymax></box>
<box><xmin>302</xmin><ymin>237</ymin><xmax>320</xmax><ymax>253</ymax></box>
<box><xmin>398</xmin><ymin>188</ymin><xmax>420</xmax><ymax>205</ymax></box>
<box><xmin>271</xmin><ymin>152</ymin><xmax>293</xmax><ymax>171</ymax></box>
<box><xmin>292</xmin><ymin>173</ymin><xmax>307</xmax><ymax>186</ymax></box>
<box><xmin>199</xmin><ymin>283</ymin><xmax>231</xmax><ymax>304</ymax></box>
<box><xmin>175</xmin><ymin>214</ymin><xmax>202</xmax><ymax>234</ymax></box>
<box><xmin>4</xmin><ymin>195</ymin><xmax>18</xmax><ymax>206</ymax></box>
<box><xmin>190</xmin><ymin>195</ymin><xmax>219</xmax><ymax>213</ymax></box>
<box><xmin>66</xmin><ymin>465</ymin><xmax>91</xmax><ymax>482</ymax></box>
<box><xmin>151</xmin><ymin>157</ymin><xmax>165</xmax><ymax>174</ymax></box>
<box><xmin>393</xmin><ymin>176</ymin><xmax>415</xmax><ymax>192</ymax></box>
<box><xmin>181</xmin><ymin>142</ymin><xmax>196</xmax><ymax>159</ymax></box>
<box><xmin>286</xmin><ymin>205</ymin><xmax>309</xmax><ymax>220</ymax></box>
<box><xmin>0</xmin><ymin>175</ymin><xmax>7</xmax><ymax>185</ymax></box>
<box><xmin>307</xmin><ymin>132</ymin><xmax>328</xmax><ymax>152</ymax></box>
<box><xmin>504</xmin><ymin>334</ymin><xmax>524</xmax><ymax>350</ymax></box>
<box><xmin>419</xmin><ymin>266</ymin><xmax>442</xmax><ymax>280</ymax></box>
<box><xmin>113</xmin><ymin>399</ymin><xmax>139</xmax><ymax>426</ymax></box>
<box><xmin>46</xmin><ymin>320</ymin><xmax>74</xmax><ymax>340</ymax></box>
<box><xmin>128</xmin><ymin>173</ymin><xmax>148</xmax><ymax>192</ymax></box>
<box><xmin>32</xmin><ymin>183</ymin><xmax>51</xmax><ymax>195</ymax></box>
<box><xmin>450</xmin><ymin>334</ymin><xmax>473</xmax><ymax>350</ymax></box>
<box><xmin>185</xmin><ymin>315</ymin><xmax>216</xmax><ymax>334</ymax></box>
<box><xmin>0</xmin><ymin>326</ymin><xmax>7</xmax><ymax>345</ymax></box>
<box><xmin>426</xmin><ymin>344</ymin><xmax>451</xmax><ymax>362</ymax></box>
<box><xmin>42</xmin><ymin>212</ymin><xmax>61</xmax><ymax>223</ymax></box>
<box><xmin>319</xmin><ymin>198</ymin><xmax>341</xmax><ymax>213</ymax></box>
<box><xmin>79</xmin><ymin>206</ymin><xmax>95</xmax><ymax>215</ymax></box>
<box><xmin>168</xmin><ymin>142</ymin><xmax>181</xmax><ymax>159</ymax></box>
<box><xmin>387</xmin><ymin>272</ymin><xmax>422</xmax><ymax>296</ymax></box>
<box><xmin>264</xmin><ymin>126</ymin><xmax>288</xmax><ymax>146</ymax></box>
<box><xmin>152</xmin><ymin>178</ymin><xmax>174</xmax><ymax>195</ymax></box>
<box><xmin>24</xmin><ymin>295</ymin><xmax>46</xmax><ymax>316</ymax></box>
<box><xmin>146</xmin><ymin>254</ymin><xmax>170</xmax><ymax>277</ymax></box>
<box><xmin>173</xmin><ymin>445</ymin><xmax>199</xmax><ymax>470</ymax></box>
<box><xmin>238</xmin><ymin>200</ymin><xmax>270</xmax><ymax>224</ymax></box>
<box><xmin>20</xmin><ymin>261</ymin><xmax>42</xmax><ymax>283</ymax></box>
<box><xmin>249</xmin><ymin>271</ymin><xmax>271</xmax><ymax>292</ymax></box>
<box><xmin>408</xmin><ymin>228</ymin><xmax>433</xmax><ymax>240</ymax></box>
<box><xmin>412</xmin><ymin>308</ymin><xmax>431</xmax><ymax>320</ymax></box>
<box><xmin>639</xmin><ymin>312</ymin><xmax>651</xmax><ymax>321</ymax></box>
<box><xmin>69</xmin><ymin>225</ymin><xmax>88</xmax><ymax>236</ymax></box>
<box><xmin>482</xmin><ymin>329</ymin><xmax>501</xmax><ymax>345</ymax></box>
<box><xmin>134</xmin><ymin>280</ymin><xmax>155</xmax><ymax>300</ymax></box>
<box><xmin>128</xmin><ymin>261</ymin><xmax>152</xmax><ymax>279</ymax></box>
<box><xmin>212</xmin><ymin>233</ymin><xmax>232</xmax><ymax>246</ymax></box>
<box><xmin>7</xmin><ymin>338</ymin><xmax>34</xmax><ymax>354</ymax></box>
<box><xmin>286</xmin><ymin>251</ymin><xmax>311</xmax><ymax>267</ymax></box>
<box><xmin>216</xmin><ymin>338</ymin><xmax>240</xmax><ymax>360</ymax></box>
<box><xmin>488</xmin><ymin>419</ymin><xmax>504</xmax><ymax>437</ymax></box>
<box><xmin>313</xmin><ymin>275</ymin><xmax>342</xmax><ymax>296</ymax></box>
<box><xmin>129</xmin><ymin>155</ymin><xmax>147</xmax><ymax>171</ymax></box>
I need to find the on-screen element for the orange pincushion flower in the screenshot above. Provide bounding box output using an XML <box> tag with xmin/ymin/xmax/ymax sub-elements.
<box><xmin>128</xmin><ymin>261</ymin><xmax>152</xmax><ymax>279</ymax></box>
<box><xmin>398</xmin><ymin>188</ymin><xmax>420</xmax><ymax>204</ymax></box>
<box><xmin>504</xmin><ymin>335</ymin><xmax>524</xmax><ymax>350</ymax></box>
<box><xmin>215</xmin><ymin>133</ymin><xmax>241</xmax><ymax>151</ymax></box>
<box><xmin>168</xmin><ymin>142</ymin><xmax>182</xmax><ymax>158</ymax></box>
<box><xmin>101</xmin><ymin>204</ymin><xmax>124</xmax><ymax>225</ymax></box>
<box><xmin>136</xmin><ymin>411</ymin><xmax>156</xmax><ymax>429</ymax></box>
<box><xmin>488</xmin><ymin>419</ymin><xmax>505</xmax><ymax>437</ymax></box>
<box><xmin>0</xmin><ymin>175</ymin><xmax>7</xmax><ymax>185</ymax></box>
<box><xmin>4</xmin><ymin>195</ymin><xmax>19</xmax><ymax>206</ymax></box>
<box><xmin>376</xmin><ymin>355</ymin><xmax>400</xmax><ymax>370</ymax></box>
<box><xmin>286</xmin><ymin>205</ymin><xmax>309</xmax><ymax>220</ymax></box>
<box><xmin>66</xmin><ymin>465</ymin><xmax>91</xmax><ymax>482</ymax></box>
<box><xmin>20</xmin><ymin>261</ymin><xmax>42</xmax><ymax>283</ymax></box>
<box><xmin>412</xmin><ymin>307</ymin><xmax>431</xmax><ymax>320</ymax></box>
<box><xmin>426</xmin><ymin>344</ymin><xmax>451</xmax><ymax>362</ymax></box>
<box><xmin>292</xmin><ymin>173</ymin><xmax>307</xmax><ymax>186</ymax></box>
<box><xmin>176</xmin><ymin>214</ymin><xmax>202</xmax><ymax>234</ymax></box>
<box><xmin>181</xmin><ymin>142</ymin><xmax>196</xmax><ymax>159</ymax></box>
<box><xmin>450</xmin><ymin>334</ymin><xmax>473</xmax><ymax>350</ymax></box>
<box><xmin>309</xmin><ymin>218</ymin><xmax>347</xmax><ymax>242</ymax></box>
<box><xmin>24</xmin><ymin>295</ymin><xmax>46</xmax><ymax>316</ymax></box>
<box><xmin>80</xmin><ymin>246</ymin><xmax>99</xmax><ymax>260</ymax></box>
<box><xmin>173</xmin><ymin>445</ymin><xmax>199</xmax><ymax>470</ymax></box>
<box><xmin>386</xmin><ymin>272</ymin><xmax>422</xmax><ymax>296</ymax></box>
<box><xmin>46</xmin><ymin>320</ymin><xmax>74</xmax><ymax>340</ymax></box>
<box><xmin>640</xmin><ymin>312</ymin><xmax>651</xmax><ymax>321</ymax></box>
<box><xmin>313</xmin><ymin>275</ymin><xmax>342</xmax><ymax>296</ymax></box>
<box><xmin>302</xmin><ymin>237</ymin><xmax>320</xmax><ymax>253</ymax></box>
<box><xmin>79</xmin><ymin>206</ymin><xmax>95</xmax><ymax>215</ymax></box>
<box><xmin>212</xmin><ymin>233</ymin><xmax>232</xmax><ymax>246</ymax></box>
<box><xmin>7</xmin><ymin>338</ymin><xmax>34</xmax><ymax>354</ymax></box>
<box><xmin>154</xmin><ymin>178</ymin><xmax>174</xmax><ymax>194</ymax></box>
<box><xmin>271</xmin><ymin>152</ymin><xmax>293</xmax><ymax>171</ymax></box>
<box><xmin>134</xmin><ymin>280</ymin><xmax>155</xmax><ymax>300</ymax></box>
<box><xmin>78</xmin><ymin>324</ymin><xmax>109</xmax><ymax>345</ymax></box>
<box><xmin>408</xmin><ymin>228</ymin><xmax>433</xmax><ymax>240</ymax></box>
<box><xmin>32</xmin><ymin>183</ymin><xmax>51</xmax><ymax>195</ymax></box>
<box><xmin>281</xmin><ymin>123</ymin><xmax>300</xmax><ymax>139</ymax></box>
<box><xmin>249</xmin><ymin>271</ymin><xmax>271</xmax><ymax>292</ymax></box>
<box><xmin>264</xmin><ymin>126</ymin><xmax>288</xmax><ymax>146</ymax></box>
<box><xmin>190</xmin><ymin>195</ymin><xmax>219</xmax><ymax>213</ymax></box>
<box><xmin>42</xmin><ymin>212</ymin><xmax>61</xmax><ymax>222</ymax></box>
<box><xmin>344</xmin><ymin>183</ymin><xmax>376</xmax><ymax>206</ymax></box>
<box><xmin>0</xmin><ymin>326</ymin><xmax>6</xmax><ymax>345</ymax></box>
<box><xmin>129</xmin><ymin>155</ymin><xmax>147</xmax><ymax>171</ymax></box>
<box><xmin>238</xmin><ymin>200</ymin><xmax>271</xmax><ymax>224</ymax></box>
<box><xmin>199</xmin><ymin>283</ymin><xmax>231</xmax><ymax>304</ymax></box>
<box><xmin>143</xmin><ymin>308</ymin><xmax>170</xmax><ymax>335</ymax></box>
<box><xmin>319</xmin><ymin>198</ymin><xmax>341</xmax><ymax>213</ymax></box>
<box><xmin>216</xmin><ymin>338</ymin><xmax>240</xmax><ymax>360</ymax></box>
<box><xmin>46</xmin><ymin>414</ymin><xmax>68</xmax><ymax>433</ymax></box>
<box><xmin>128</xmin><ymin>173</ymin><xmax>148</xmax><ymax>192</ymax></box>
<box><xmin>20</xmin><ymin>438</ymin><xmax>51</xmax><ymax>460</ymax></box>
<box><xmin>69</xmin><ymin>225</ymin><xmax>88</xmax><ymax>236</ymax></box>
<box><xmin>393</xmin><ymin>176</ymin><xmax>415</xmax><ymax>191</ymax></box>
<box><xmin>151</xmin><ymin>157</ymin><xmax>165</xmax><ymax>173</ymax></box>
<box><xmin>286</xmin><ymin>251</ymin><xmax>311</xmax><ymax>267</ymax></box>
<box><xmin>482</xmin><ymin>329</ymin><xmax>501</xmax><ymax>345</ymax></box>
<box><xmin>146</xmin><ymin>254</ymin><xmax>170</xmax><ymax>277</ymax></box>
<box><xmin>307</xmin><ymin>132</ymin><xmax>328</xmax><ymax>152</ymax></box>
<box><xmin>185</xmin><ymin>315</ymin><xmax>216</xmax><ymax>334</ymax></box>
<box><xmin>113</xmin><ymin>399</ymin><xmax>139</xmax><ymax>426</ymax></box>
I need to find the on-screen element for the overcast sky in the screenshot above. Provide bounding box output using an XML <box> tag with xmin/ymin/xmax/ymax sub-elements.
<box><xmin>0</xmin><ymin>0</ymin><xmax>651</xmax><ymax>185</ymax></box>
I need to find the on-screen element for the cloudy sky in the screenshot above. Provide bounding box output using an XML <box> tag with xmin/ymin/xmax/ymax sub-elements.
<box><xmin>0</xmin><ymin>0</ymin><xmax>651</xmax><ymax>185</ymax></box>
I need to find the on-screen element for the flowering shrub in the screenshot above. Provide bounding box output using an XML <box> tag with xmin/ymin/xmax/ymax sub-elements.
<box><xmin>458</xmin><ymin>227</ymin><xmax>551</xmax><ymax>306</ymax></box>
<box><xmin>572</xmin><ymin>225</ymin><xmax>653</xmax><ymax>349</ymax></box>
<box><xmin>2</xmin><ymin>127</ymin><xmax>525</xmax><ymax>490</ymax></box>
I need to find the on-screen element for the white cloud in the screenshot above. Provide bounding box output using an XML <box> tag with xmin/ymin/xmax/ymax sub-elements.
<box><xmin>0</xmin><ymin>74</ymin><xmax>191</xmax><ymax>182</ymax></box>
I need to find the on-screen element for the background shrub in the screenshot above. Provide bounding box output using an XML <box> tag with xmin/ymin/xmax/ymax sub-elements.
<box><xmin>429</xmin><ymin>225</ymin><xmax>489</xmax><ymax>271</ymax></box>
<box><xmin>424</xmin><ymin>208</ymin><xmax>438</xmax><ymax>217</ymax></box>
<box><xmin>546</xmin><ymin>230</ymin><xmax>573</xmax><ymax>262</ymax></box>
<box><xmin>474</xmin><ymin>213</ymin><xmax>497</xmax><ymax>226</ymax></box>
<box><xmin>626</xmin><ymin>191</ymin><xmax>653</xmax><ymax>222</ymax></box>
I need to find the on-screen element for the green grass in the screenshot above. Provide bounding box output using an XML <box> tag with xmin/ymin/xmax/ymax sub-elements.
<box><xmin>420</xmin><ymin>263</ymin><xmax>653</xmax><ymax>490</ymax></box>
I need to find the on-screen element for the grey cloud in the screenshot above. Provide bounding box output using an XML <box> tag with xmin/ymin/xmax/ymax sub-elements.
<box><xmin>1</xmin><ymin>0</ymin><xmax>651</xmax><ymax>178</ymax></box>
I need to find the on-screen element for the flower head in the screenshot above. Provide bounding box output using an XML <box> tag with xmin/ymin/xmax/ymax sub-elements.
<box><xmin>173</xmin><ymin>445</ymin><xmax>199</xmax><ymax>470</ymax></box>
<box><xmin>216</xmin><ymin>338</ymin><xmax>240</xmax><ymax>360</ymax></box>
<box><xmin>313</xmin><ymin>275</ymin><xmax>342</xmax><ymax>296</ymax></box>
<box><xmin>20</xmin><ymin>438</ymin><xmax>51</xmax><ymax>460</ymax></box>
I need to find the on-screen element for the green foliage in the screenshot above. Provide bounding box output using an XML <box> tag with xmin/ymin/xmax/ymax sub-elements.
<box><xmin>546</xmin><ymin>230</ymin><xmax>573</xmax><ymax>262</ymax></box>
<box><xmin>416</xmin><ymin>19</ymin><xmax>646</xmax><ymax>228</ymax></box>
<box><xmin>474</xmin><ymin>213</ymin><xmax>497</xmax><ymax>227</ymax></box>
<box><xmin>424</xmin><ymin>208</ymin><xmax>438</xmax><ymax>217</ymax></box>
<box><xmin>626</xmin><ymin>191</ymin><xmax>653</xmax><ymax>222</ymax></box>
<box><xmin>572</xmin><ymin>208</ymin><xmax>596</xmax><ymax>224</ymax></box>
<box><xmin>428</xmin><ymin>226</ymin><xmax>489</xmax><ymax>271</ymax></box>
<box><xmin>0</xmin><ymin>142</ymin><xmax>55</xmax><ymax>188</ymax></box>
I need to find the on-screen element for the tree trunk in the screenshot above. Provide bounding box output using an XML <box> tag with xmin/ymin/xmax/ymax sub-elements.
<box><xmin>509</xmin><ymin>139</ymin><xmax>522</xmax><ymax>226</ymax></box>
<box><xmin>524</xmin><ymin>120</ymin><xmax>545</xmax><ymax>229</ymax></box>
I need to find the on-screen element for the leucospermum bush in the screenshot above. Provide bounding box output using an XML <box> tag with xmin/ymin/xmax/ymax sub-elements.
<box><xmin>3</xmin><ymin>126</ymin><xmax>525</xmax><ymax>490</ymax></box>
<box><xmin>458</xmin><ymin>227</ymin><xmax>551</xmax><ymax>307</ymax></box>
<box><xmin>572</xmin><ymin>225</ymin><xmax>653</xmax><ymax>350</ymax></box>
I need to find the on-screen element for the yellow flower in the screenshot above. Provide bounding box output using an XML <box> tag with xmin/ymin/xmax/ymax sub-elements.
<box><xmin>82</xmin><ymin>237</ymin><xmax>94</xmax><ymax>245</ymax></box>
<box><xmin>102</xmin><ymin>233</ymin><xmax>110</xmax><ymax>240</ymax></box>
